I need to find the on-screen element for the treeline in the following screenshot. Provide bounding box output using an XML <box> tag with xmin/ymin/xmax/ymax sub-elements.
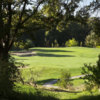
<box><xmin>13</xmin><ymin>17</ymin><xmax>100</xmax><ymax>49</ymax></box>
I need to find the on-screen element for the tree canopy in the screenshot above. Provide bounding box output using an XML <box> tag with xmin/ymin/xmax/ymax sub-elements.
<box><xmin>0</xmin><ymin>0</ymin><xmax>84</xmax><ymax>60</ymax></box>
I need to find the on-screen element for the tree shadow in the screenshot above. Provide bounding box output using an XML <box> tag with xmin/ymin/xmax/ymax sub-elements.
<box><xmin>37</xmin><ymin>79</ymin><xmax>57</xmax><ymax>85</ymax></box>
<box><xmin>19</xmin><ymin>54</ymin><xmax>36</xmax><ymax>57</ymax></box>
<box><xmin>15</xmin><ymin>58</ymin><xmax>28</xmax><ymax>60</ymax></box>
<box><xmin>37</xmin><ymin>79</ymin><xmax>81</xmax><ymax>94</ymax></box>
<box><xmin>62</xmin><ymin>94</ymin><xmax>100</xmax><ymax>100</ymax></box>
<box><xmin>44</xmin><ymin>88</ymin><xmax>81</xmax><ymax>93</ymax></box>
<box><xmin>11</xmin><ymin>48</ymin><xmax>75</xmax><ymax>57</ymax></box>
<box><xmin>31</xmin><ymin>48</ymin><xmax>74</xmax><ymax>53</ymax></box>
<box><xmin>18</xmin><ymin>52</ymin><xmax>75</xmax><ymax>57</ymax></box>
<box><xmin>36</xmin><ymin>53</ymin><xmax>75</xmax><ymax>57</ymax></box>
<box><xmin>1</xmin><ymin>91</ymin><xmax>58</xmax><ymax>100</ymax></box>
<box><xmin>11</xmin><ymin>50</ymin><xmax>33</xmax><ymax>54</ymax></box>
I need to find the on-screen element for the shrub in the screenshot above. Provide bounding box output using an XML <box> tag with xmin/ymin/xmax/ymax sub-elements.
<box><xmin>65</xmin><ymin>38</ymin><xmax>78</xmax><ymax>47</ymax></box>
<box><xmin>82</xmin><ymin>55</ymin><xmax>100</xmax><ymax>91</ymax></box>
<box><xmin>18</xmin><ymin>42</ymin><xmax>25</xmax><ymax>49</ymax></box>
<box><xmin>0</xmin><ymin>56</ymin><xmax>21</xmax><ymax>97</ymax></box>
<box><xmin>13</xmin><ymin>39</ymin><xmax>33</xmax><ymax>50</ymax></box>
<box><xmin>24</xmin><ymin>39</ymin><xmax>33</xmax><ymax>50</ymax></box>
<box><xmin>53</xmin><ymin>39</ymin><xmax>59</xmax><ymax>47</ymax></box>
<box><xmin>26</xmin><ymin>69</ymin><xmax>39</xmax><ymax>88</ymax></box>
<box><xmin>22</xmin><ymin>68</ymin><xmax>45</xmax><ymax>88</ymax></box>
<box><xmin>13</xmin><ymin>41</ymin><xmax>25</xmax><ymax>50</ymax></box>
<box><xmin>96</xmin><ymin>46</ymin><xmax>100</xmax><ymax>48</ymax></box>
<box><xmin>85</xmin><ymin>32</ymin><xmax>100</xmax><ymax>47</ymax></box>
<box><xmin>58</xmin><ymin>70</ymin><xmax>72</xmax><ymax>89</ymax></box>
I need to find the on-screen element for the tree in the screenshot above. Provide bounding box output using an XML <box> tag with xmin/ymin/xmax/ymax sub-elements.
<box><xmin>0</xmin><ymin>0</ymin><xmax>84</xmax><ymax>63</ymax></box>
<box><xmin>0</xmin><ymin>0</ymin><xmax>46</xmax><ymax>97</ymax></box>
<box><xmin>89</xmin><ymin>0</ymin><xmax>100</xmax><ymax>12</ymax></box>
<box><xmin>84</xmin><ymin>0</ymin><xmax>100</xmax><ymax>37</ymax></box>
<box><xmin>85</xmin><ymin>31</ymin><xmax>100</xmax><ymax>47</ymax></box>
<box><xmin>0</xmin><ymin>0</ymin><xmax>45</xmax><ymax>60</ymax></box>
<box><xmin>0</xmin><ymin>0</ymin><xmax>83</xmax><ymax>60</ymax></box>
<box><xmin>92</xmin><ymin>17</ymin><xmax>100</xmax><ymax>37</ymax></box>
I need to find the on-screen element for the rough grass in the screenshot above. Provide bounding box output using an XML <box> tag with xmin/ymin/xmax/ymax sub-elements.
<box><xmin>12</xmin><ymin>83</ymin><xmax>100</xmax><ymax>100</ymax></box>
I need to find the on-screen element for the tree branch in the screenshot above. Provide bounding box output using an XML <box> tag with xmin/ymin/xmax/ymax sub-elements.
<box><xmin>21</xmin><ymin>0</ymin><xmax>45</xmax><ymax>25</ymax></box>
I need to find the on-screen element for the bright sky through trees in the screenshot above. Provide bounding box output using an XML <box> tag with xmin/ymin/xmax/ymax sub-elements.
<box><xmin>81</xmin><ymin>0</ymin><xmax>100</xmax><ymax>17</ymax></box>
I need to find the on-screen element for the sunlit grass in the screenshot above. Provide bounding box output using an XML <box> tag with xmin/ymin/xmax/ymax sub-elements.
<box><xmin>13</xmin><ymin>47</ymin><xmax>100</xmax><ymax>82</ymax></box>
<box><xmin>12</xmin><ymin>47</ymin><xmax>100</xmax><ymax>99</ymax></box>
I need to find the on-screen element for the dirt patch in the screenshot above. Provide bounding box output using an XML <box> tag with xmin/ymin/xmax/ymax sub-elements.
<box><xmin>11</xmin><ymin>51</ymin><xmax>36</xmax><ymax>57</ymax></box>
<box><xmin>18</xmin><ymin>66</ymin><xmax>29</xmax><ymax>69</ymax></box>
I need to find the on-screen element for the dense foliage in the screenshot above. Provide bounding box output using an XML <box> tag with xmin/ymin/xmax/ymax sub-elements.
<box><xmin>82</xmin><ymin>55</ymin><xmax>100</xmax><ymax>90</ymax></box>
<box><xmin>85</xmin><ymin>32</ymin><xmax>100</xmax><ymax>47</ymax></box>
<box><xmin>65</xmin><ymin>38</ymin><xmax>78</xmax><ymax>47</ymax></box>
<box><xmin>0</xmin><ymin>0</ymin><xmax>100</xmax><ymax>99</ymax></box>
<box><xmin>0</xmin><ymin>56</ymin><xmax>20</xmax><ymax>98</ymax></box>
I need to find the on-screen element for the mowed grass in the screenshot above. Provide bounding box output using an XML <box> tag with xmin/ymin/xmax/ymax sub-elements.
<box><xmin>12</xmin><ymin>47</ymin><xmax>100</xmax><ymax>100</ymax></box>
<box><xmin>13</xmin><ymin>47</ymin><xmax>100</xmax><ymax>83</ymax></box>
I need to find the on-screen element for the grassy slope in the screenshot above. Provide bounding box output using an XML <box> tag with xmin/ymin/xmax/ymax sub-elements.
<box><xmin>12</xmin><ymin>47</ymin><xmax>100</xmax><ymax>100</ymax></box>
<box><xmin>14</xmin><ymin>47</ymin><xmax>100</xmax><ymax>82</ymax></box>
<box><xmin>14</xmin><ymin>83</ymin><xmax>100</xmax><ymax>100</ymax></box>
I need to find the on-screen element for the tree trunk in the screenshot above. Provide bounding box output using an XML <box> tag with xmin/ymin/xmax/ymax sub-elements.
<box><xmin>0</xmin><ymin>48</ymin><xmax>9</xmax><ymax>61</ymax></box>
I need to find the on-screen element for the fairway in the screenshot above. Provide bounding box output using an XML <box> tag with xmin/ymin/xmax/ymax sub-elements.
<box><xmin>13</xmin><ymin>47</ymin><xmax>100</xmax><ymax>83</ymax></box>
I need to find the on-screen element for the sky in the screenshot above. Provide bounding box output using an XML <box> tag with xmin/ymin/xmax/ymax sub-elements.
<box><xmin>82</xmin><ymin>0</ymin><xmax>94</xmax><ymax>5</ymax></box>
<box><xmin>80</xmin><ymin>0</ymin><xmax>100</xmax><ymax>17</ymax></box>
<box><xmin>28</xmin><ymin>0</ymin><xmax>100</xmax><ymax>17</ymax></box>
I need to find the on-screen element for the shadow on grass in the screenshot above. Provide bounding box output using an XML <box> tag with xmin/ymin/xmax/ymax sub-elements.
<box><xmin>62</xmin><ymin>94</ymin><xmax>100</xmax><ymax>100</ymax></box>
<box><xmin>36</xmin><ymin>53</ymin><xmax>75</xmax><ymax>57</ymax></box>
<box><xmin>19</xmin><ymin>53</ymin><xmax>75</xmax><ymax>57</ymax></box>
<box><xmin>1</xmin><ymin>91</ymin><xmax>58</xmax><ymax>100</ymax></box>
<box><xmin>19</xmin><ymin>54</ymin><xmax>36</xmax><ymax>57</ymax></box>
<box><xmin>44</xmin><ymin>88</ymin><xmax>81</xmax><ymax>93</ymax></box>
<box><xmin>15</xmin><ymin>58</ymin><xmax>28</xmax><ymax>60</ymax></box>
<box><xmin>7</xmin><ymin>91</ymin><xmax>100</xmax><ymax>100</ymax></box>
<box><xmin>37</xmin><ymin>79</ymin><xmax>57</xmax><ymax>85</ymax></box>
<box><xmin>11</xmin><ymin>48</ymin><xmax>75</xmax><ymax>57</ymax></box>
<box><xmin>37</xmin><ymin>79</ymin><xmax>81</xmax><ymax>94</ymax></box>
<box><xmin>11</xmin><ymin>48</ymin><xmax>74</xmax><ymax>53</ymax></box>
<box><xmin>18</xmin><ymin>52</ymin><xmax>75</xmax><ymax>57</ymax></box>
<box><xmin>32</xmin><ymin>48</ymin><xmax>74</xmax><ymax>53</ymax></box>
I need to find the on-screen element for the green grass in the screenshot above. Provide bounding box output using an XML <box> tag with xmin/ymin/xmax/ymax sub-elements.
<box><xmin>13</xmin><ymin>47</ymin><xmax>100</xmax><ymax>82</ymax></box>
<box><xmin>13</xmin><ymin>83</ymin><xmax>100</xmax><ymax>100</ymax></box>
<box><xmin>12</xmin><ymin>47</ymin><xmax>100</xmax><ymax>99</ymax></box>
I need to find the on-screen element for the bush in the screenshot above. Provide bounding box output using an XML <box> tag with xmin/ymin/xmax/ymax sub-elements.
<box><xmin>58</xmin><ymin>70</ymin><xmax>72</xmax><ymax>89</ymax></box>
<box><xmin>54</xmin><ymin>40</ymin><xmax>59</xmax><ymax>47</ymax></box>
<box><xmin>24</xmin><ymin>39</ymin><xmax>33</xmax><ymax>50</ymax></box>
<box><xmin>13</xmin><ymin>39</ymin><xmax>33</xmax><ymax>50</ymax></box>
<box><xmin>0</xmin><ymin>56</ymin><xmax>22</xmax><ymax>98</ymax></box>
<box><xmin>26</xmin><ymin>69</ymin><xmax>40</xmax><ymax>88</ymax></box>
<box><xmin>82</xmin><ymin>55</ymin><xmax>100</xmax><ymax>91</ymax></box>
<box><xmin>85</xmin><ymin>32</ymin><xmax>100</xmax><ymax>47</ymax></box>
<box><xmin>96</xmin><ymin>46</ymin><xmax>100</xmax><ymax>48</ymax></box>
<box><xmin>65</xmin><ymin>38</ymin><xmax>78</xmax><ymax>47</ymax></box>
